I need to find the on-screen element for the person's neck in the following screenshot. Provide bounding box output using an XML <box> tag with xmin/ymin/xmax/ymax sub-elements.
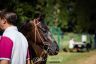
<box><xmin>3</xmin><ymin>24</ymin><xmax>13</xmax><ymax>30</ymax></box>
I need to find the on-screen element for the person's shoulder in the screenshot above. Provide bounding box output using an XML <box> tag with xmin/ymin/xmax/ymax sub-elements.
<box><xmin>3</xmin><ymin>30</ymin><xmax>16</xmax><ymax>37</ymax></box>
<box><xmin>18</xmin><ymin>32</ymin><xmax>27</xmax><ymax>40</ymax></box>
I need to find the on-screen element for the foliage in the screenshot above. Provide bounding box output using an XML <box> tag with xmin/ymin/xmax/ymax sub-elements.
<box><xmin>0</xmin><ymin>0</ymin><xmax>96</xmax><ymax>33</ymax></box>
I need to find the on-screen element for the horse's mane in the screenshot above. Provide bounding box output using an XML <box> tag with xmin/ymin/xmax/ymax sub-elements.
<box><xmin>20</xmin><ymin>20</ymin><xmax>34</xmax><ymax>43</ymax></box>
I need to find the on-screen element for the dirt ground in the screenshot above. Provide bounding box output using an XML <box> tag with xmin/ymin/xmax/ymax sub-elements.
<box><xmin>79</xmin><ymin>51</ymin><xmax>96</xmax><ymax>64</ymax></box>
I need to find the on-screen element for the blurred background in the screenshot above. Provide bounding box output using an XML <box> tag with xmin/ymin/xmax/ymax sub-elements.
<box><xmin>0</xmin><ymin>0</ymin><xmax>96</xmax><ymax>64</ymax></box>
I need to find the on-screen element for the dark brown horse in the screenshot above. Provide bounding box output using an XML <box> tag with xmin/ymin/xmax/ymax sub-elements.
<box><xmin>20</xmin><ymin>19</ymin><xmax>59</xmax><ymax>64</ymax></box>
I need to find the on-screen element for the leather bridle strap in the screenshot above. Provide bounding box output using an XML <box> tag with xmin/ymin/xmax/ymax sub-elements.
<box><xmin>33</xmin><ymin>19</ymin><xmax>48</xmax><ymax>64</ymax></box>
<box><xmin>33</xmin><ymin>19</ymin><xmax>45</xmax><ymax>44</ymax></box>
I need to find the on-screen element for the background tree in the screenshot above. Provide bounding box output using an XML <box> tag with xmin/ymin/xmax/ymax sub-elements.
<box><xmin>0</xmin><ymin>0</ymin><xmax>96</xmax><ymax>33</ymax></box>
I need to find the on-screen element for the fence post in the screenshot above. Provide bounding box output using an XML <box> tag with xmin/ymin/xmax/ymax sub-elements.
<box><xmin>50</xmin><ymin>26</ymin><xmax>61</xmax><ymax>49</ymax></box>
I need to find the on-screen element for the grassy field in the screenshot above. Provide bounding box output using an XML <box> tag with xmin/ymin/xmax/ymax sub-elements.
<box><xmin>46</xmin><ymin>33</ymin><xmax>95</xmax><ymax>64</ymax></box>
<box><xmin>46</xmin><ymin>50</ymin><xmax>96</xmax><ymax>64</ymax></box>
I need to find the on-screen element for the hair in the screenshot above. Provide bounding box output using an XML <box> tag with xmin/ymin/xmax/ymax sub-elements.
<box><xmin>0</xmin><ymin>10</ymin><xmax>17</xmax><ymax>25</ymax></box>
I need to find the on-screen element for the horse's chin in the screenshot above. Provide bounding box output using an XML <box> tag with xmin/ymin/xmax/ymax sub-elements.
<box><xmin>48</xmin><ymin>51</ymin><xmax>59</xmax><ymax>55</ymax></box>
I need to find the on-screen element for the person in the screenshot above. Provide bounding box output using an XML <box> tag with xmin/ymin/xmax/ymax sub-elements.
<box><xmin>69</xmin><ymin>38</ymin><xmax>75</xmax><ymax>51</ymax></box>
<box><xmin>0</xmin><ymin>11</ymin><xmax>30</xmax><ymax>64</ymax></box>
<box><xmin>81</xmin><ymin>34</ymin><xmax>87</xmax><ymax>43</ymax></box>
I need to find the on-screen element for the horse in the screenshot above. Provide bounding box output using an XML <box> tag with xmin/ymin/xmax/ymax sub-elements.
<box><xmin>20</xmin><ymin>19</ymin><xmax>59</xmax><ymax>64</ymax></box>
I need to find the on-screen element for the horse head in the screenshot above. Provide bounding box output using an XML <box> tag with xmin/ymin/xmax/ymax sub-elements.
<box><xmin>20</xmin><ymin>19</ymin><xmax>59</xmax><ymax>55</ymax></box>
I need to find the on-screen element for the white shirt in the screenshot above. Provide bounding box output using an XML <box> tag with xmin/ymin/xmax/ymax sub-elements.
<box><xmin>69</xmin><ymin>39</ymin><xmax>75</xmax><ymax>49</ymax></box>
<box><xmin>82</xmin><ymin>34</ymin><xmax>87</xmax><ymax>42</ymax></box>
<box><xmin>2</xmin><ymin>26</ymin><xmax>28</xmax><ymax>64</ymax></box>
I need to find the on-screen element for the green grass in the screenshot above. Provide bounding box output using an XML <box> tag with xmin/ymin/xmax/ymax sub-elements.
<box><xmin>46</xmin><ymin>50</ymin><xmax>96</xmax><ymax>64</ymax></box>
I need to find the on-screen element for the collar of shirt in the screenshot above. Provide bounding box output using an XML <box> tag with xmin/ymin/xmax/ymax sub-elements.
<box><xmin>3</xmin><ymin>26</ymin><xmax>18</xmax><ymax>35</ymax></box>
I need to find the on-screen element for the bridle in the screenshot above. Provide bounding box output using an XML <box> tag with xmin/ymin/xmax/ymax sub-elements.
<box><xmin>32</xmin><ymin>19</ymin><xmax>50</xmax><ymax>48</ymax></box>
<box><xmin>31</xmin><ymin>19</ymin><xmax>50</xmax><ymax>64</ymax></box>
